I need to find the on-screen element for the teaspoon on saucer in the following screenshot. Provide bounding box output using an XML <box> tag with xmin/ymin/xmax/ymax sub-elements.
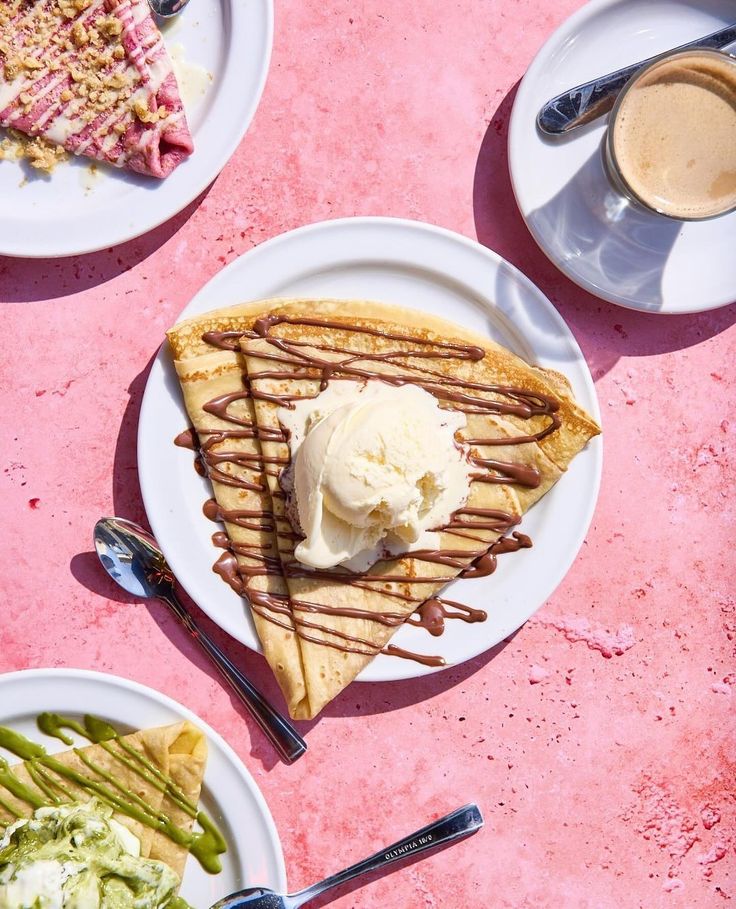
<box><xmin>537</xmin><ymin>22</ymin><xmax>736</xmax><ymax>134</ymax></box>
<box><xmin>94</xmin><ymin>516</ymin><xmax>307</xmax><ymax>765</ymax></box>
<box><xmin>211</xmin><ymin>804</ymin><xmax>484</xmax><ymax>909</ymax></box>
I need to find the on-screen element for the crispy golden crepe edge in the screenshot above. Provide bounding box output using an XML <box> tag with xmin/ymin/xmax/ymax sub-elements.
<box><xmin>167</xmin><ymin>303</ymin><xmax>313</xmax><ymax>718</ymax></box>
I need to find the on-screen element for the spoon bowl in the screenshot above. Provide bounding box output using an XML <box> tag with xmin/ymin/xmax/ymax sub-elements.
<box><xmin>148</xmin><ymin>0</ymin><xmax>192</xmax><ymax>19</ymax></box>
<box><xmin>95</xmin><ymin>517</ymin><xmax>174</xmax><ymax>600</ymax></box>
<box><xmin>213</xmin><ymin>889</ymin><xmax>284</xmax><ymax>909</ymax></box>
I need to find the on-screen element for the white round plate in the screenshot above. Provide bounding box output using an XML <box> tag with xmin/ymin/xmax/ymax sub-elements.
<box><xmin>509</xmin><ymin>0</ymin><xmax>736</xmax><ymax>314</ymax></box>
<box><xmin>138</xmin><ymin>217</ymin><xmax>603</xmax><ymax>682</ymax></box>
<box><xmin>0</xmin><ymin>0</ymin><xmax>272</xmax><ymax>258</ymax></box>
<box><xmin>0</xmin><ymin>668</ymin><xmax>286</xmax><ymax>902</ymax></box>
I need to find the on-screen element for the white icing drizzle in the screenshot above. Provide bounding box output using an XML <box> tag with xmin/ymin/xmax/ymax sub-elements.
<box><xmin>0</xmin><ymin>0</ymin><xmax>106</xmax><ymax>114</ymax></box>
<box><xmin>0</xmin><ymin>76</ymin><xmax>24</xmax><ymax>114</ymax></box>
<box><xmin>27</xmin><ymin>74</ymin><xmax>68</xmax><ymax>129</ymax></box>
<box><xmin>74</xmin><ymin>103</ymin><xmax>121</xmax><ymax>153</ymax></box>
<box><xmin>43</xmin><ymin>98</ymin><xmax>89</xmax><ymax>144</ymax></box>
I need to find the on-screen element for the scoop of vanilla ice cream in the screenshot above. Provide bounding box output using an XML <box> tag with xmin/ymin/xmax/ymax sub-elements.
<box><xmin>278</xmin><ymin>381</ymin><xmax>472</xmax><ymax>570</ymax></box>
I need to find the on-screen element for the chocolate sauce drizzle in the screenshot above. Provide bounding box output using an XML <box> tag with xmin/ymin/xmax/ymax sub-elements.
<box><xmin>179</xmin><ymin>313</ymin><xmax>561</xmax><ymax>666</ymax></box>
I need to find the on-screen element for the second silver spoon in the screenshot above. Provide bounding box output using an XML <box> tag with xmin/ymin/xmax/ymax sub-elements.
<box><xmin>212</xmin><ymin>803</ymin><xmax>484</xmax><ymax>909</ymax></box>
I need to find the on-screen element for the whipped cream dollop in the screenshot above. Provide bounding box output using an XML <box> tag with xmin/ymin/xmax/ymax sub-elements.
<box><xmin>278</xmin><ymin>381</ymin><xmax>473</xmax><ymax>571</ymax></box>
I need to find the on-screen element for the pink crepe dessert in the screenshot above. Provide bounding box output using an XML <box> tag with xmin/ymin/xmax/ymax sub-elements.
<box><xmin>0</xmin><ymin>0</ymin><xmax>193</xmax><ymax>177</ymax></box>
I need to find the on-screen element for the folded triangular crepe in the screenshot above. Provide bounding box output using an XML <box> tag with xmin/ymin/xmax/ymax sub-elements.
<box><xmin>0</xmin><ymin>0</ymin><xmax>193</xmax><ymax>176</ymax></box>
<box><xmin>239</xmin><ymin>299</ymin><xmax>600</xmax><ymax>718</ymax></box>
<box><xmin>168</xmin><ymin>298</ymin><xmax>600</xmax><ymax>720</ymax></box>
<box><xmin>0</xmin><ymin>721</ymin><xmax>207</xmax><ymax>880</ymax></box>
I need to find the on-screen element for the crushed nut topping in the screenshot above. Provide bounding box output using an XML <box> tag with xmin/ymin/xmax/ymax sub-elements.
<box><xmin>98</xmin><ymin>15</ymin><xmax>122</xmax><ymax>38</ymax></box>
<box><xmin>132</xmin><ymin>98</ymin><xmax>159</xmax><ymax>123</ymax></box>
<box><xmin>0</xmin><ymin>128</ymin><xmax>67</xmax><ymax>172</ymax></box>
<box><xmin>71</xmin><ymin>21</ymin><xmax>88</xmax><ymax>47</ymax></box>
<box><xmin>4</xmin><ymin>60</ymin><xmax>21</xmax><ymax>80</ymax></box>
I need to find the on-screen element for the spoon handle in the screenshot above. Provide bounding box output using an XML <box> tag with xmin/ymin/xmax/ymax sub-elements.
<box><xmin>288</xmin><ymin>803</ymin><xmax>483</xmax><ymax>908</ymax></box>
<box><xmin>160</xmin><ymin>590</ymin><xmax>307</xmax><ymax>764</ymax></box>
<box><xmin>537</xmin><ymin>23</ymin><xmax>736</xmax><ymax>134</ymax></box>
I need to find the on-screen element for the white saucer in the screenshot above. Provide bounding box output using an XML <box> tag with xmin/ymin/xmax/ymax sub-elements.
<box><xmin>138</xmin><ymin>217</ymin><xmax>602</xmax><ymax>683</ymax></box>
<box><xmin>509</xmin><ymin>0</ymin><xmax>736</xmax><ymax>314</ymax></box>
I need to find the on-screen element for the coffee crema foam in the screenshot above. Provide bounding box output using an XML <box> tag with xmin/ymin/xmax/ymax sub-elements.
<box><xmin>611</xmin><ymin>51</ymin><xmax>736</xmax><ymax>219</ymax></box>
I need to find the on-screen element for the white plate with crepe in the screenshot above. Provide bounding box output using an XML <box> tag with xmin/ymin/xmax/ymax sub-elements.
<box><xmin>0</xmin><ymin>668</ymin><xmax>286</xmax><ymax>903</ymax></box>
<box><xmin>138</xmin><ymin>217</ymin><xmax>603</xmax><ymax>684</ymax></box>
<box><xmin>0</xmin><ymin>0</ymin><xmax>272</xmax><ymax>257</ymax></box>
<box><xmin>509</xmin><ymin>0</ymin><xmax>736</xmax><ymax>313</ymax></box>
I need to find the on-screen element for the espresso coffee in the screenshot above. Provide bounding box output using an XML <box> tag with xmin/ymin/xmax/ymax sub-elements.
<box><xmin>609</xmin><ymin>50</ymin><xmax>736</xmax><ymax>219</ymax></box>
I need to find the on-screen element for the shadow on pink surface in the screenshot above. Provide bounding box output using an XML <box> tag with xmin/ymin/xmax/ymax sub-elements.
<box><xmin>70</xmin><ymin>551</ymin><xmax>141</xmax><ymax>606</ymax></box>
<box><xmin>0</xmin><ymin>187</ymin><xmax>210</xmax><ymax>302</ymax></box>
<box><xmin>473</xmin><ymin>82</ymin><xmax>736</xmax><ymax>380</ymax></box>
<box><xmin>311</xmin><ymin>631</ymin><xmax>518</xmax><ymax>723</ymax></box>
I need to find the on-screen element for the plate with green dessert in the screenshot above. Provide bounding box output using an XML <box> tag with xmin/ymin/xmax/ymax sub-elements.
<box><xmin>0</xmin><ymin>668</ymin><xmax>286</xmax><ymax>908</ymax></box>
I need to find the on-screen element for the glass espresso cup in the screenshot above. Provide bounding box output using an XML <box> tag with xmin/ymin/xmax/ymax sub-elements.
<box><xmin>604</xmin><ymin>48</ymin><xmax>736</xmax><ymax>221</ymax></box>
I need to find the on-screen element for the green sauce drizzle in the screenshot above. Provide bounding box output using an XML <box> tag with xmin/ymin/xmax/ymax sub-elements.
<box><xmin>0</xmin><ymin>755</ymin><xmax>46</xmax><ymax>810</ymax></box>
<box><xmin>0</xmin><ymin>793</ymin><xmax>21</xmax><ymax>820</ymax></box>
<box><xmin>37</xmin><ymin>712</ymin><xmax>88</xmax><ymax>745</ymax></box>
<box><xmin>33</xmin><ymin>763</ymin><xmax>74</xmax><ymax>802</ymax></box>
<box><xmin>83</xmin><ymin>714</ymin><xmax>118</xmax><ymax>743</ymax></box>
<box><xmin>115</xmin><ymin>738</ymin><xmax>199</xmax><ymax>816</ymax></box>
<box><xmin>26</xmin><ymin>762</ymin><xmax>62</xmax><ymax>804</ymax></box>
<box><xmin>39</xmin><ymin>713</ymin><xmax>198</xmax><ymax>818</ymax></box>
<box><xmin>0</xmin><ymin>727</ymin><xmax>45</xmax><ymax>761</ymax></box>
<box><xmin>0</xmin><ymin>714</ymin><xmax>226</xmax><ymax>874</ymax></box>
<box><xmin>191</xmin><ymin>810</ymin><xmax>228</xmax><ymax>873</ymax></box>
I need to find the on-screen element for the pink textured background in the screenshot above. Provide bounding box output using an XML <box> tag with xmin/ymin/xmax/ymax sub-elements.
<box><xmin>1</xmin><ymin>1</ymin><xmax>735</xmax><ymax>906</ymax></box>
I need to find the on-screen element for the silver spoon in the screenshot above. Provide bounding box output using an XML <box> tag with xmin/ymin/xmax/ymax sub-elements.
<box><xmin>537</xmin><ymin>23</ymin><xmax>736</xmax><ymax>135</ymax></box>
<box><xmin>148</xmin><ymin>0</ymin><xmax>191</xmax><ymax>19</ymax></box>
<box><xmin>94</xmin><ymin>517</ymin><xmax>307</xmax><ymax>765</ymax></box>
<box><xmin>212</xmin><ymin>804</ymin><xmax>483</xmax><ymax>909</ymax></box>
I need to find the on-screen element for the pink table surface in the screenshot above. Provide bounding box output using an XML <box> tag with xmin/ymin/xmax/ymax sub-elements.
<box><xmin>1</xmin><ymin>1</ymin><xmax>735</xmax><ymax>906</ymax></box>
